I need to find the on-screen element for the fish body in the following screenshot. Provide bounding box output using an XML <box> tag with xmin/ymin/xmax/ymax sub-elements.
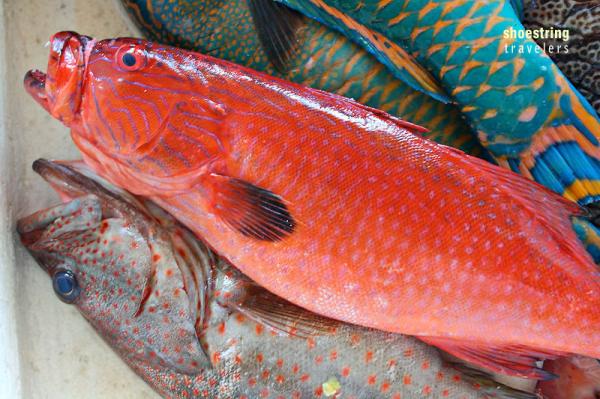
<box><xmin>25</xmin><ymin>32</ymin><xmax>600</xmax><ymax>377</ymax></box>
<box><xmin>520</xmin><ymin>0</ymin><xmax>600</xmax><ymax>116</ymax></box>
<box><xmin>274</xmin><ymin>0</ymin><xmax>600</xmax><ymax>207</ymax></box>
<box><xmin>17</xmin><ymin>159</ymin><xmax>533</xmax><ymax>399</ymax></box>
<box><xmin>118</xmin><ymin>0</ymin><xmax>487</xmax><ymax>155</ymax></box>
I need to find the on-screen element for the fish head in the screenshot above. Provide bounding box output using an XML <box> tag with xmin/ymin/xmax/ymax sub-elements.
<box><xmin>17</xmin><ymin>159</ymin><xmax>212</xmax><ymax>375</ymax></box>
<box><xmin>25</xmin><ymin>32</ymin><xmax>210</xmax><ymax>157</ymax></box>
<box><xmin>24</xmin><ymin>32</ymin><xmax>94</xmax><ymax>125</ymax></box>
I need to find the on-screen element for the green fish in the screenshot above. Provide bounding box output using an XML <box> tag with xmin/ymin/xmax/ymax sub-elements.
<box><xmin>118</xmin><ymin>0</ymin><xmax>487</xmax><ymax>155</ymax></box>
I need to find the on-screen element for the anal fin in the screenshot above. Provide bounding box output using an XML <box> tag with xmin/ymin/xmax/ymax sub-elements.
<box><xmin>420</xmin><ymin>336</ymin><xmax>566</xmax><ymax>380</ymax></box>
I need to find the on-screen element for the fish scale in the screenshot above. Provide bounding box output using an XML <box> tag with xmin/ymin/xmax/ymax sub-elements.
<box><xmin>17</xmin><ymin>160</ymin><xmax>533</xmax><ymax>399</ymax></box>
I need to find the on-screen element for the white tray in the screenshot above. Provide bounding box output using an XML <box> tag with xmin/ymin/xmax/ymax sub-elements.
<box><xmin>0</xmin><ymin>1</ymin><xmax>158</xmax><ymax>397</ymax></box>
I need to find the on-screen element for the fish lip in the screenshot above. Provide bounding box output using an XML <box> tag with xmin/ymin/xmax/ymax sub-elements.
<box><xmin>24</xmin><ymin>69</ymin><xmax>50</xmax><ymax>112</ymax></box>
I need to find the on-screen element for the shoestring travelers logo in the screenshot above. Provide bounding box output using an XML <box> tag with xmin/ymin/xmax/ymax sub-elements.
<box><xmin>503</xmin><ymin>27</ymin><xmax>570</xmax><ymax>55</ymax></box>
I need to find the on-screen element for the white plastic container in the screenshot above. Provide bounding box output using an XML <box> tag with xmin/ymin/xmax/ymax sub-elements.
<box><xmin>0</xmin><ymin>1</ymin><xmax>158</xmax><ymax>397</ymax></box>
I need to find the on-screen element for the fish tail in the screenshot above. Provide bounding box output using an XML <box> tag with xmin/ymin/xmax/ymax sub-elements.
<box><xmin>499</xmin><ymin>122</ymin><xmax>600</xmax><ymax>206</ymax></box>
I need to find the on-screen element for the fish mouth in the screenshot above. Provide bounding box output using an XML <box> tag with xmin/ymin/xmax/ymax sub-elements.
<box><xmin>24</xmin><ymin>31</ymin><xmax>95</xmax><ymax>125</ymax></box>
<box><xmin>24</xmin><ymin>69</ymin><xmax>49</xmax><ymax>112</ymax></box>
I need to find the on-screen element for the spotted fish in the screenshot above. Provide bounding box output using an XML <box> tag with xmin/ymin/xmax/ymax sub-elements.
<box><xmin>519</xmin><ymin>0</ymin><xmax>600</xmax><ymax>116</ymax></box>
<box><xmin>272</xmin><ymin>0</ymin><xmax>600</xmax><ymax>252</ymax></box>
<box><xmin>24</xmin><ymin>31</ymin><xmax>600</xmax><ymax>378</ymax></box>
<box><xmin>118</xmin><ymin>0</ymin><xmax>486</xmax><ymax>155</ymax></box>
<box><xmin>17</xmin><ymin>159</ymin><xmax>535</xmax><ymax>399</ymax></box>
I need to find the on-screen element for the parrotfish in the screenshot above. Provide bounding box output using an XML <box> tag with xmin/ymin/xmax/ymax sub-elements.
<box><xmin>118</xmin><ymin>0</ymin><xmax>487</xmax><ymax>156</ymax></box>
<box><xmin>272</xmin><ymin>0</ymin><xmax>600</xmax><ymax>208</ymax></box>
<box><xmin>25</xmin><ymin>31</ymin><xmax>600</xmax><ymax>378</ymax></box>
<box><xmin>519</xmin><ymin>0</ymin><xmax>600</xmax><ymax>116</ymax></box>
<box><xmin>18</xmin><ymin>159</ymin><xmax>535</xmax><ymax>399</ymax></box>
<box><xmin>537</xmin><ymin>356</ymin><xmax>600</xmax><ymax>399</ymax></box>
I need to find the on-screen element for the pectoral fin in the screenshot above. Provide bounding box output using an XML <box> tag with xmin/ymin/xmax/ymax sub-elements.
<box><xmin>421</xmin><ymin>336</ymin><xmax>564</xmax><ymax>380</ymax></box>
<box><xmin>248</xmin><ymin>0</ymin><xmax>307</xmax><ymax>72</ymax></box>
<box><xmin>230</xmin><ymin>282</ymin><xmax>339</xmax><ymax>337</ymax></box>
<box><xmin>207</xmin><ymin>174</ymin><xmax>296</xmax><ymax>242</ymax></box>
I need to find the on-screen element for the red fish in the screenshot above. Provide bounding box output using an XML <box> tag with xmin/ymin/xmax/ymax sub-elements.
<box><xmin>25</xmin><ymin>31</ymin><xmax>600</xmax><ymax>379</ymax></box>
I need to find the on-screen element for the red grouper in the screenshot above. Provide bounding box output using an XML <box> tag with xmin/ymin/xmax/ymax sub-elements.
<box><xmin>25</xmin><ymin>31</ymin><xmax>600</xmax><ymax>379</ymax></box>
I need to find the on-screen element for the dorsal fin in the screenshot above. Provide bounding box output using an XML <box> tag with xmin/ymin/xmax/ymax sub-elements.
<box><xmin>248</xmin><ymin>0</ymin><xmax>306</xmax><ymax>72</ymax></box>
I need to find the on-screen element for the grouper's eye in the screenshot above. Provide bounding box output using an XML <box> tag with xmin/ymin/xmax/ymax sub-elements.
<box><xmin>115</xmin><ymin>45</ymin><xmax>147</xmax><ymax>72</ymax></box>
<box><xmin>52</xmin><ymin>269</ymin><xmax>80</xmax><ymax>303</ymax></box>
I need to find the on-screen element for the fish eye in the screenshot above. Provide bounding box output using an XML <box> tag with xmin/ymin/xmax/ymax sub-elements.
<box><xmin>122</xmin><ymin>52</ymin><xmax>136</xmax><ymax>67</ymax></box>
<box><xmin>115</xmin><ymin>45</ymin><xmax>146</xmax><ymax>72</ymax></box>
<box><xmin>52</xmin><ymin>269</ymin><xmax>80</xmax><ymax>303</ymax></box>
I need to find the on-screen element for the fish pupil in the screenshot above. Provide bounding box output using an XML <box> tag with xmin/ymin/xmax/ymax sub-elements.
<box><xmin>55</xmin><ymin>272</ymin><xmax>74</xmax><ymax>294</ymax></box>
<box><xmin>122</xmin><ymin>52</ymin><xmax>136</xmax><ymax>67</ymax></box>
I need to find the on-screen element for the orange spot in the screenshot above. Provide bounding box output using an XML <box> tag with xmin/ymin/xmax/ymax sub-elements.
<box><xmin>248</xmin><ymin>377</ymin><xmax>256</xmax><ymax>387</ymax></box>
<box><xmin>261</xmin><ymin>370</ymin><xmax>270</xmax><ymax>380</ymax></box>
<box><xmin>518</xmin><ymin>106</ymin><xmax>537</xmax><ymax>122</ymax></box>
<box><xmin>212</xmin><ymin>352</ymin><xmax>221</xmax><ymax>364</ymax></box>
<box><xmin>292</xmin><ymin>364</ymin><xmax>299</xmax><ymax>373</ymax></box>
<box><xmin>392</xmin><ymin>394</ymin><xmax>401</xmax><ymax>399</ymax></box>
<box><xmin>388</xmin><ymin>359</ymin><xmax>397</xmax><ymax>367</ymax></box>
<box><xmin>381</xmin><ymin>381</ymin><xmax>390</xmax><ymax>392</ymax></box>
<box><xmin>403</xmin><ymin>374</ymin><xmax>412</xmax><ymax>385</ymax></box>
<box><xmin>300</xmin><ymin>374</ymin><xmax>310</xmax><ymax>382</ymax></box>
<box><xmin>365</xmin><ymin>351</ymin><xmax>373</xmax><ymax>363</ymax></box>
<box><xmin>260</xmin><ymin>388</ymin><xmax>269</xmax><ymax>398</ymax></box>
<box><xmin>256</xmin><ymin>353</ymin><xmax>263</xmax><ymax>363</ymax></box>
<box><xmin>403</xmin><ymin>348</ymin><xmax>413</xmax><ymax>357</ymax></box>
<box><xmin>165</xmin><ymin>268</ymin><xmax>173</xmax><ymax>277</ymax></box>
<box><xmin>314</xmin><ymin>386</ymin><xmax>323</xmax><ymax>397</ymax></box>
<box><xmin>276</xmin><ymin>374</ymin><xmax>285</xmax><ymax>384</ymax></box>
<box><xmin>437</xmin><ymin>371</ymin><xmax>444</xmax><ymax>380</ymax></box>
<box><xmin>315</xmin><ymin>355</ymin><xmax>323</xmax><ymax>365</ymax></box>
<box><xmin>234</xmin><ymin>355</ymin><xmax>242</xmax><ymax>364</ymax></box>
<box><xmin>442</xmin><ymin>389</ymin><xmax>449</xmax><ymax>397</ymax></box>
<box><xmin>330</xmin><ymin>351</ymin><xmax>337</xmax><ymax>361</ymax></box>
<box><xmin>350</xmin><ymin>334</ymin><xmax>361</xmax><ymax>345</ymax></box>
<box><xmin>307</xmin><ymin>338</ymin><xmax>316</xmax><ymax>349</ymax></box>
<box><xmin>341</xmin><ymin>367</ymin><xmax>350</xmax><ymax>377</ymax></box>
<box><xmin>421</xmin><ymin>361</ymin><xmax>430</xmax><ymax>370</ymax></box>
<box><xmin>368</xmin><ymin>375</ymin><xmax>377</xmax><ymax>385</ymax></box>
<box><xmin>453</xmin><ymin>374</ymin><xmax>461</xmax><ymax>382</ymax></box>
<box><xmin>423</xmin><ymin>385</ymin><xmax>432</xmax><ymax>395</ymax></box>
<box><xmin>255</xmin><ymin>324</ymin><xmax>264</xmax><ymax>335</ymax></box>
<box><xmin>217</xmin><ymin>322</ymin><xmax>225</xmax><ymax>335</ymax></box>
<box><xmin>276</xmin><ymin>358</ymin><xmax>284</xmax><ymax>368</ymax></box>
